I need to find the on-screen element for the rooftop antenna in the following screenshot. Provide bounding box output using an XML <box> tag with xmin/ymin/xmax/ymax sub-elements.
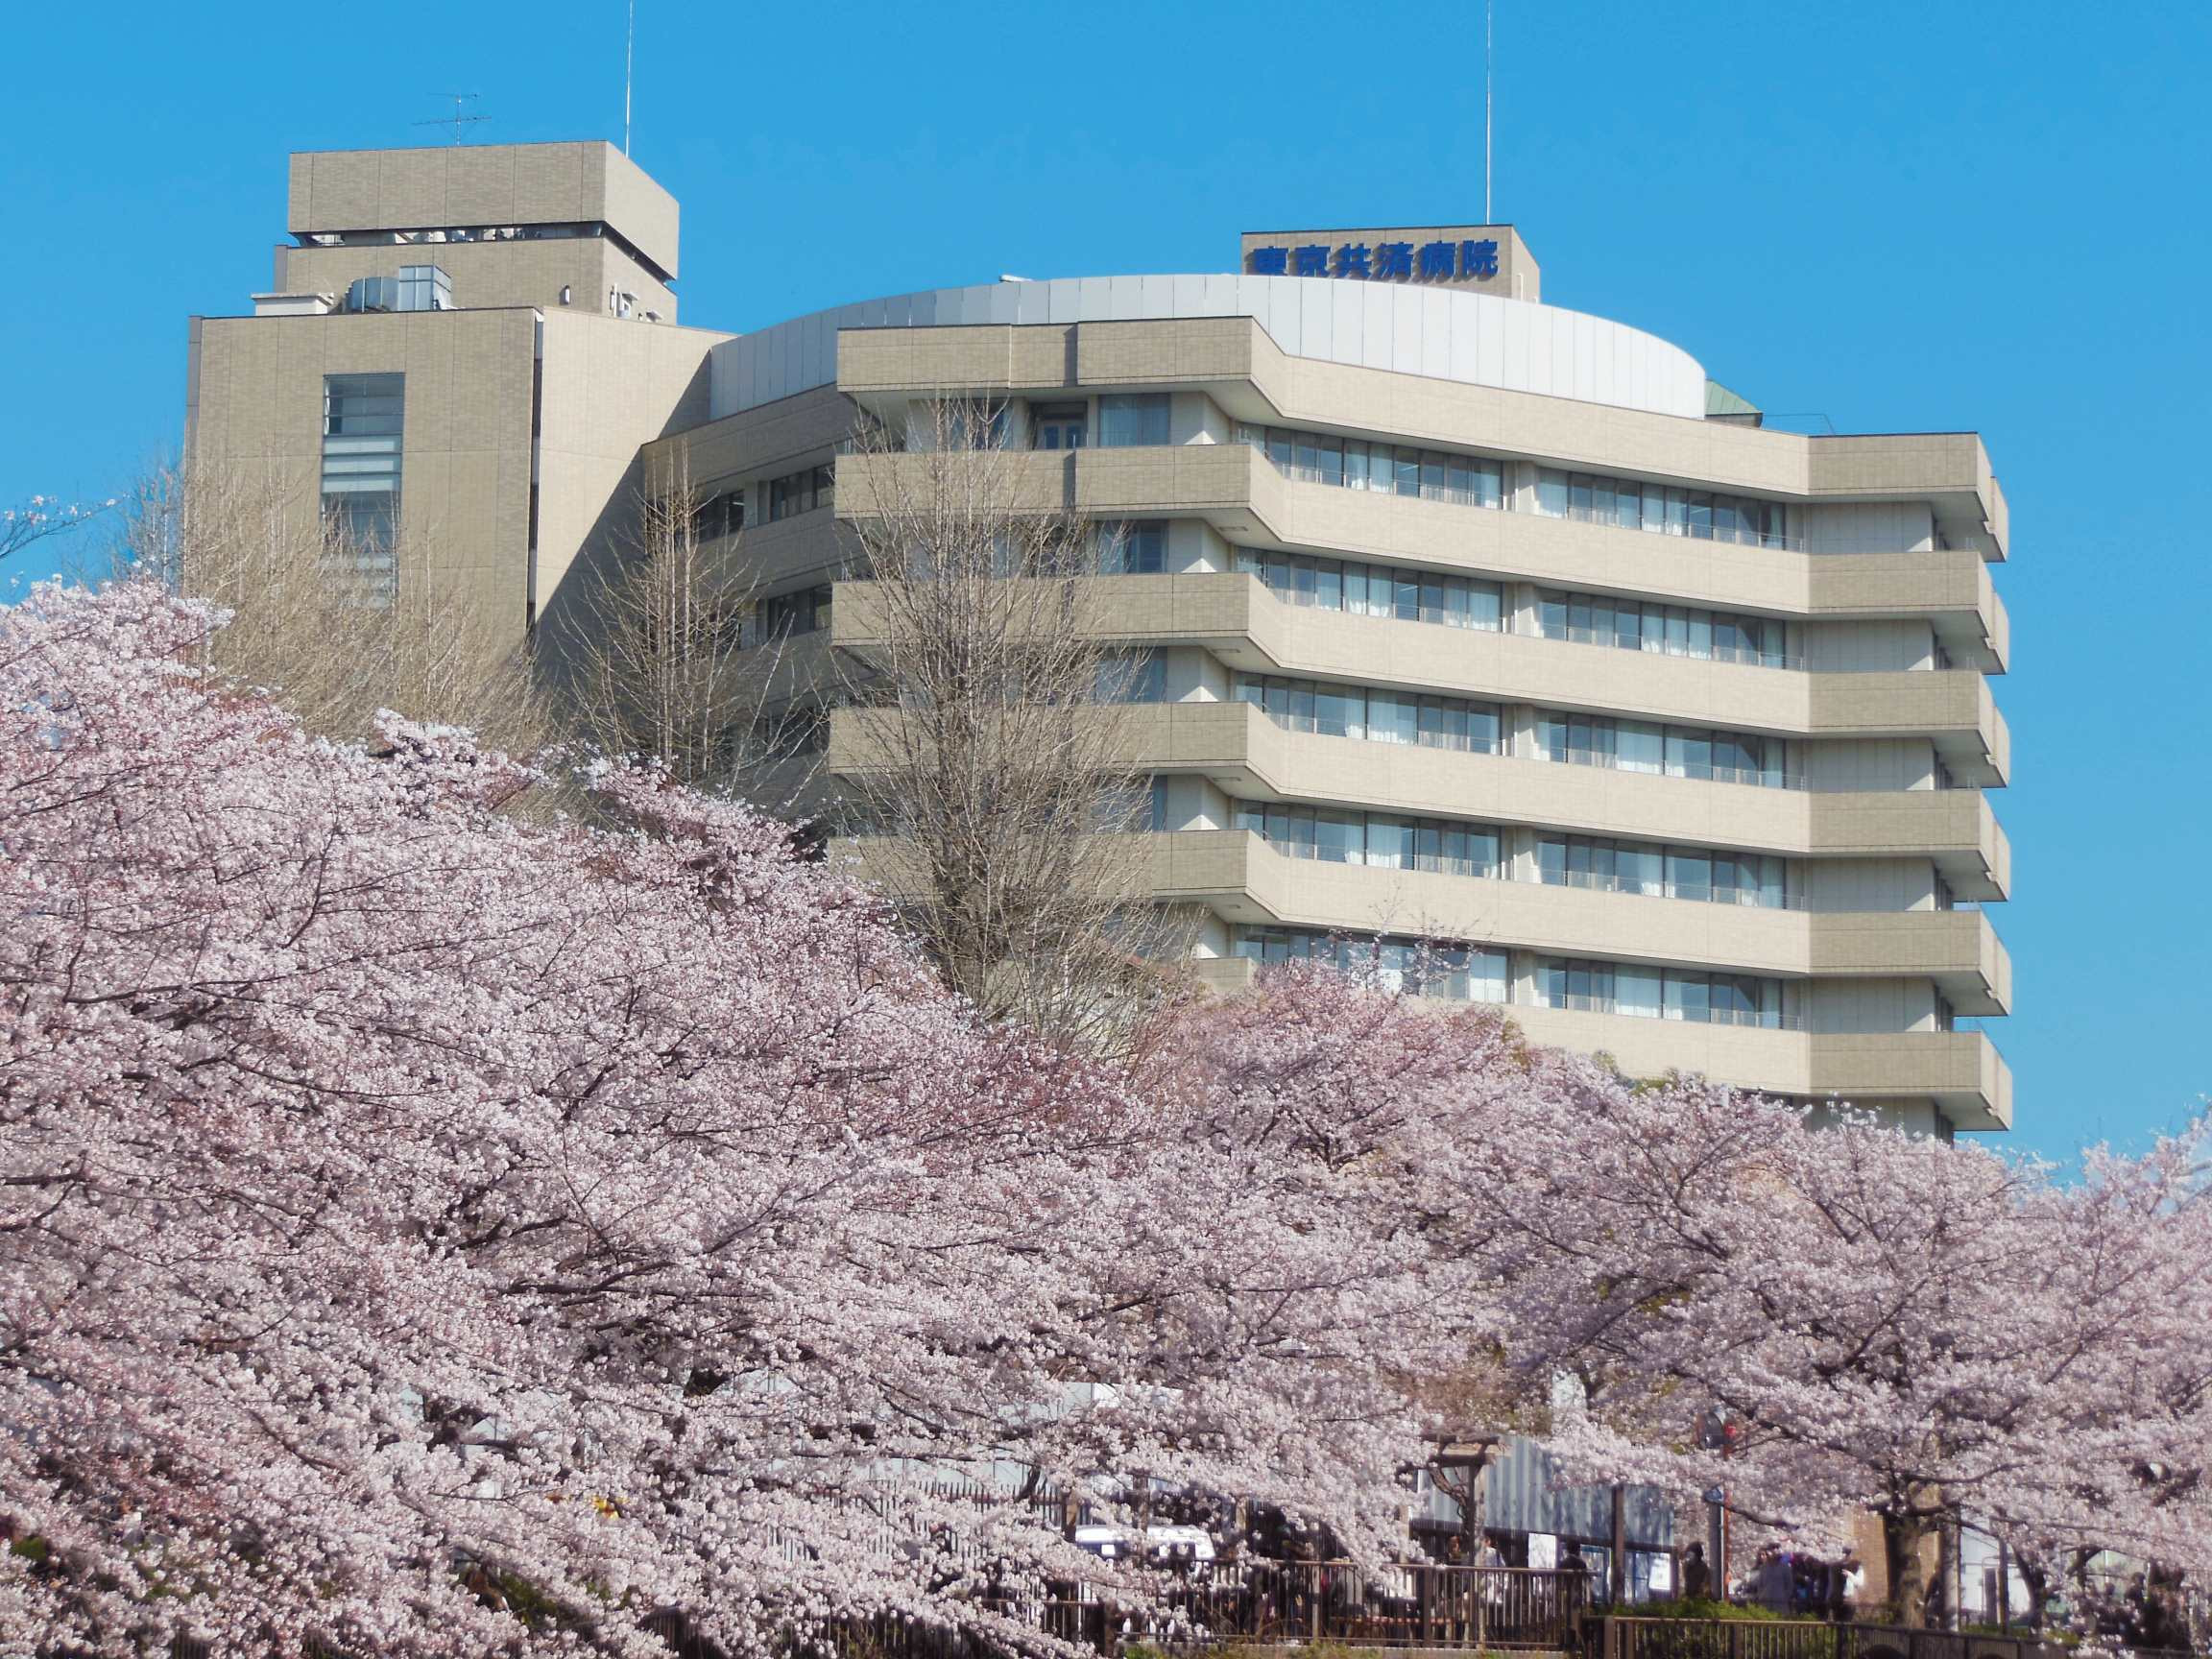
<box><xmin>1484</xmin><ymin>0</ymin><xmax>1495</xmax><ymax>221</ymax></box>
<box><xmin>415</xmin><ymin>93</ymin><xmax>490</xmax><ymax>145</ymax></box>
<box><xmin>624</xmin><ymin>0</ymin><xmax>636</xmax><ymax>155</ymax></box>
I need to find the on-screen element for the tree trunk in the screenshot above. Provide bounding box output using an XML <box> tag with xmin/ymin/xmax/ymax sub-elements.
<box><xmin>1885</xmin><ymin>1511</ymin><xmax>1936</xmax><ymax>1629</ymax></box>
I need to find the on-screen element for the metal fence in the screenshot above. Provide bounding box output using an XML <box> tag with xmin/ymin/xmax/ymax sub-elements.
<box><xmin>845</xmin><ymin>1564</ymin><xmax>1590</xmax><ymax>1656</ymax></box>
<box><xmin>1592</xmin><ymin>1617</ymin><xmax>2198</xmax><ymax>1659</ymax></box>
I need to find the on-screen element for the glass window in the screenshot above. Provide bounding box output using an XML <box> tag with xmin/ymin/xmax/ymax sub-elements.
<box><xmin>1367</xmin><ymin>689</ymin><xmax>1419</xmax><ymax>746</ymax></box>
<box><xmin>1365</xmin><ymin>815</ymin><xmax>1414</xmax><ymax>870</ymax></box>
<box><xmin>1394</xmin><ymin>447</ymin><xmax>1422</xmax><ymax>498</ymax></box>
<box><xmin>1098</xmin><ymin>394</ymin><xmax>1170</xmax><ymax>447</ymax></box>
<box><xmin>1098</xmin><ymin>519</ymin><xmax>1166</xmax><ymax>574</ymax></box>
<box><xmin>1034</xmin><ymin>402</ymin><xmax>1088</xmax><ymax>450</ymax></box>
<box><xmin>1313</xmin><ymin>683</ymin><xmax>1364</xmax><ymax>738</ymax></box>
<box><xmin>321</xmin><ymin>373</ymin><xmax>405</xmax><ymax>601</ymax></box>
<box><xmin>1536</xmin><ymin>469</ymin><xmax>1568</xmax><ymax>518</ymax></box>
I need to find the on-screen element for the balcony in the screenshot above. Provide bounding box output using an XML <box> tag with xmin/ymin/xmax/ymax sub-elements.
<box><xmin>839</xmin><ymin>570</ymin><xmax>2006</xmax><ymax>775</ymax></box>
<box><xmin>1142</xmin><ymin>830</ymin><xmax>2007</xmax><ymax>1015</ymax></box>
<box><xmin>830</xmin><ymin>445</ymin><xmax>2009</xmax><ymax>663</ymax></box>
<box><xmin>1182</xmin><ymin>955</ymin><xmax>2008</xmax><ymax>1130</ymax></box>
<box><xmin>830</xmin><ymin>700</ymin><xmax>2008</xmax><ymax>898</ymax></box>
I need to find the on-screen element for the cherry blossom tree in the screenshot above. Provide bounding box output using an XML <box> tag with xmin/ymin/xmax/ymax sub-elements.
<box><xmin>1449</xmin><ymin>1064</ymin><xmax>2212</xmax><ymax>1624</ymax></box>
<box><xmin>0</xmin><ymin>580</ymin><xmax>1468</xmax><ymax>1655</ymax></box>
<box><xmin>8</xmin><ymin>575</ymin><xmax>2207</xmax><ymax>1653</ymax></box>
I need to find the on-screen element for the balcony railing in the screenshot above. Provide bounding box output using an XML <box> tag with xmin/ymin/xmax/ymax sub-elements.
<box><xmin>1249</xmin><ymin>708</ymin><xmax>1503</xmax><ymax>755</ymax></box>
<box><xmin>1215</xmin><ymin>703</ymin><xmax>1989</xmax><ymax>797</ymax></box>
<box><xmin>1238</xmin><ymin>831</ymin><xmax>1800</xmax><ymax>913</ymax></box>
<box><xmin>1247</xmin><ymin>439</ymin><xmax>1809</xmax><ymax>551</ymax></box>
<box><xmin>1540</xmin><ymin>744</ymin><xmax>1806</xmax><ymax>792</ymax></box>
<box><xmin>1539</xmin><ymin>991</ymin><xmax>1802</xmax><ymax>1031</ymax></box>
<box><xmin>1534</xmin><ymin>864</ymin><xmax>1799</xmax><ymax>910</ymax></box>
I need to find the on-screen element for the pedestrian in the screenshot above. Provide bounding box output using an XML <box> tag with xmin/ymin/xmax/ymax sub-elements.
<box><xmin>1682</xmin><ymin>1543</ymin><xmax>1712</xmax><ymax>1601</ymax></box>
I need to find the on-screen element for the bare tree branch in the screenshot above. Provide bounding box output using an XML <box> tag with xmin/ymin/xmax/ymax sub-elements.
<box><xmin>830</xmin><ymin>397</ymin><xmax>1194</xmax><ymax>1055</ymax></box>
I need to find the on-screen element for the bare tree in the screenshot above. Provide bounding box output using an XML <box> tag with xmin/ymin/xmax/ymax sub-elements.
<box><xmin>830</xmin><ymin>397</ymin><xmax>1194</xmax><ymax>1052</ymax></box>
<box><xmin>564</xmin><ymin>454</ymin><xmax>808</xmax><ymax>802</ymax></box>
<box><xmin>119</xmin><ymin>459</ymin><xmax>547</xmax><ymax>754</ymax></box>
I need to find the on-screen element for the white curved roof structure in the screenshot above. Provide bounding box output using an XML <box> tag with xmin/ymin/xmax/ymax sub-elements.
<box><xmin>709</xmin><ymin>274</ymin><xmax>1709</xmax><ymax>421</ymax></box>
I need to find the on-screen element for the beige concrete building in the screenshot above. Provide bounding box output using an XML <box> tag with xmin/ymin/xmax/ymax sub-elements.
<box><xmin>188</xmin><ymin>144</ymin><xmax>2013</xmax><ymax>1135</ymax></box>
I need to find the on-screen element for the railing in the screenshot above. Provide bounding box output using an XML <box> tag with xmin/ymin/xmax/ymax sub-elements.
<box><xmin>1250</xmin><ymin>833</ymin><xmax>1498</xmax><ymax>882</ymax></box>
<box><xmin>1245</xmin><ymin>706</ymin><xmax>1503</xmax><ymax>755</ymax></box>
<box><xmin>1591</xmin><ymin>1617</ymin><xmax>2199</xmax><ymax>1659</ymax></box>
<box><xmin>1243</xmin><ymin>437</ymin><xmax>1810</xmax><ymax>551</ymax></box>
<box><xmin>1239</xmin><ymin>833</ymin><xmax>1799</xmax><ymax>914</ymax></box>
<box><xmin>1539</xmin><ymin>992</ymin><xmax>1801</xmax><ymax>1031</ymax></box>
<box><xmin>1541</xmin><ymin>744</ymin><xmax>1805</xmax><ymax>792</ymax></box>
<box><xmin>1235</xmin><ymin>572</ymin><xmax>1963</xmax><ymax>676</ymax></box>
<box><xmin>1237</xmin><ymin>703</ymin><xmax>1986</xmax><ymax>796</ymax></box>
<box><xmin>1532</xmin><ymin>499</ymin><xmax>1805</xmax><ymax>552</ymax></box>
<box><xmin>1528</xmin><ymin>619</ymin><xmax>1804</xmax><ymax>672</ymax></box>
<box><xmin>1536</xmin><ymin>865</ymin><xmax>1798</xmax><ymax>910</ymax></box>
<box><xmin>830</xmin><ymin>1566</ymin><xmax>1590</xmax><ymax>1657</ymax></box>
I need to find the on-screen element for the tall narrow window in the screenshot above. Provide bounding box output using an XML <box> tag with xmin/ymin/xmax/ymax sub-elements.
<box><xmin>322</xmin><ymin>373</ymin><xmax>404</xmax><ymax>601</ymax></box>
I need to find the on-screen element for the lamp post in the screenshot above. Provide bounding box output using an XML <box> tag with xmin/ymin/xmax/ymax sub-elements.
<box><xmin>1431</xmin><ymin>1432</ymin><xmax>1505</xmax><ymax>1649</ymax></box>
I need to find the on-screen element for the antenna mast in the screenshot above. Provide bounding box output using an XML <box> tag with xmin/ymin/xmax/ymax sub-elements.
<box><xmin>414</xmin><ymin>93</ymin><xmax>490</xmax><ymax>146</ymax></box>
<box><xmin>1484</xmin><ymin>0</ymin><xmax>1494</xmax><ymax>221</ymax></box>
<box><xmin>624</xmin><ymin>0</ymin><xmax>636</xmax><ymax>156</ymax></box>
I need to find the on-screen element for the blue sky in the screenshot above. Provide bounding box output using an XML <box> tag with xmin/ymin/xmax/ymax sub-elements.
<box><xmin>4</xmin><ymin>0</ymin><xmax>2206</xmax><ymax>1163</ymax></box>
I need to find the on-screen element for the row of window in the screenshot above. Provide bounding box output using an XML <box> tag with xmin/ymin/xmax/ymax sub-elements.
<box><xmin>754</xmin><ymin>584</ymin><xmax>832</xmax><ymax>644</ymax></box>
<box><xmin>1228</xmin><ymin>803</ymin><xmax>1792</xmax><ymax>911</ymax></box>
<box><xmin>1538</xmin><ymin>835</ymin><xmax>1791</xmax><ymax>909</ymax></box>
<box><xmin>1226</xmin><ymin>928</ymin><xmax>1793</xmax><ymax>1026</ymax></box>
<box><xmin>1231</xmin><ymin>801</ymin><xmax>1501</xmax><ymax>879</ymax></box>
<box><xmin>1535</xmin><ymin>591</ymin><xmax>1792</xmax><ymax>669</ymax></box>
<box><xmin>1536</xmin><ymin>712</ymin><xmax>1792</xmax><ymax>789</ymax></box>
<box><xmin>1229</xmin><ymin>420</ymin><xmax>1800</xmax><ymax>550</ymax></box>
<box><xmin>1533</xmin><ymin>469</ymin><xmax>1792</xmax><ymax>549</ymax></box>
<box><xmin>1230</xmin><ymin>673</ymin><xmax>1796</xmax><ymax>791</ymax></box>
<box><xmin>1231</xmin><ymin>550</ymin><xmax>1795</xmax><ymax>670</ymax></box>
<box><xmin>694</xmin><ymin>486</ymin><xmax>746</xmax><ymax>541</ymax></box>
<box><xmin>1230</xmin><ymin>927</ymin><xmax>1505</xmax><ymax>1002</ymax></box>
<box><xmin>1238</xmin><ymin>424</ymin><xmax>1507</xmax><ymax>508</ymax></box>
<box><xmin>766</xmin><ymin>464</ymin><xmax>835</xmax><ymax>523</ymax></box>
<box><xmin>1233</xmin><ymin>674</ymin><xmax>1500</xmax><ymax>752</ymax></box>
<box><xmin>1234</xmin><ymin>547</ymin><xmax>1503</xmax><ymax>630</ymax></box>
<box><xmin>1538</xmin><ymin>958</ymin><xmax>1791</xmax><ymax>1028</ymax></box>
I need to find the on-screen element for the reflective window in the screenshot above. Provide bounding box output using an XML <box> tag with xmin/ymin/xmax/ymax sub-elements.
<box><xmin>1237</xmin><ymin>674</ymin><xmax>1500</xmax><ymax>754</ymax></box>
<box><xmin>1531</xmin><ymin>469</ymin><xmax>1791</xmax><ymax>548</ymax></box>
<box><xmin>1033</xmin><ymin>401</ymin><xmax>1089</xmax><ymax>451</ymax></box>
<box><xmin>321</xmin><ymin>373</ymin><xmax>404</xmax><ymax>601</ymax></box>
<box><xmin>1539</xmin><ymin>958</ymin><xmax>1788</xmax><ymax>1027</ymax></box>
<box><xmin>1233</xmin><ymin>926</ymin><xmax>1508</xmax><ymax>1002</ymax></box>
<box><xmin>1097</xmin><ymin>648</ymin><xmax>1166</xmax><ymax>704</ymax></box>
<box><xmin>766</xmin><ymin>463</ymin><xmax>834</xmax><ymax>522</ymax></box>
<box><xmin>1538</xmin><ymin>712</ymin><xmax>1792</xmax><ymax>789</ymax></box>
<box><xmin>1098</xmin><ymin>394</ymin><xmax>1171</xmax><ymax>447</ymax></box>
<box><xmin>1096</xmin><ymin>519</ymin><xmax>1167</xmax><ymax>574</ymax></box>
<box><xmin>1233</xmin><ymin>800</ymin><xmax>1501</xmax><ymax>878</ymax></box>
<box><xmin>1235</xmin><ymin>548</ymin><xmax>1502</xmax><ymax>630</ymax></box>
<box><xmin>1535</xmin><ymin>589</ymin><xmax>1791</xmax><ymax>667</ymax></box>
<box><xmin>1238</xmin><ymin>424</ymin><xmax>1504</xmax><ymax>509</ymax></box>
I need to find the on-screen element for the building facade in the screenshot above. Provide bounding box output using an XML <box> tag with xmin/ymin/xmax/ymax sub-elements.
<box><xmin>188</xmin><ymin>144</ymin><xmax>2013</xmax><ymax>1137</ymax></box>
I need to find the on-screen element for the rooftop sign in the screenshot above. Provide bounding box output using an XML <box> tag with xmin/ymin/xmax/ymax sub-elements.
<box><xmin>1247</xmin><ymin>237</ymin><xmax>1500</xmax><ymax>282</ymax></box>
<box><xmin>1238</xmin><ymin>224</ymin><xmax>1539</xmax><ymax>301</ymax></box>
